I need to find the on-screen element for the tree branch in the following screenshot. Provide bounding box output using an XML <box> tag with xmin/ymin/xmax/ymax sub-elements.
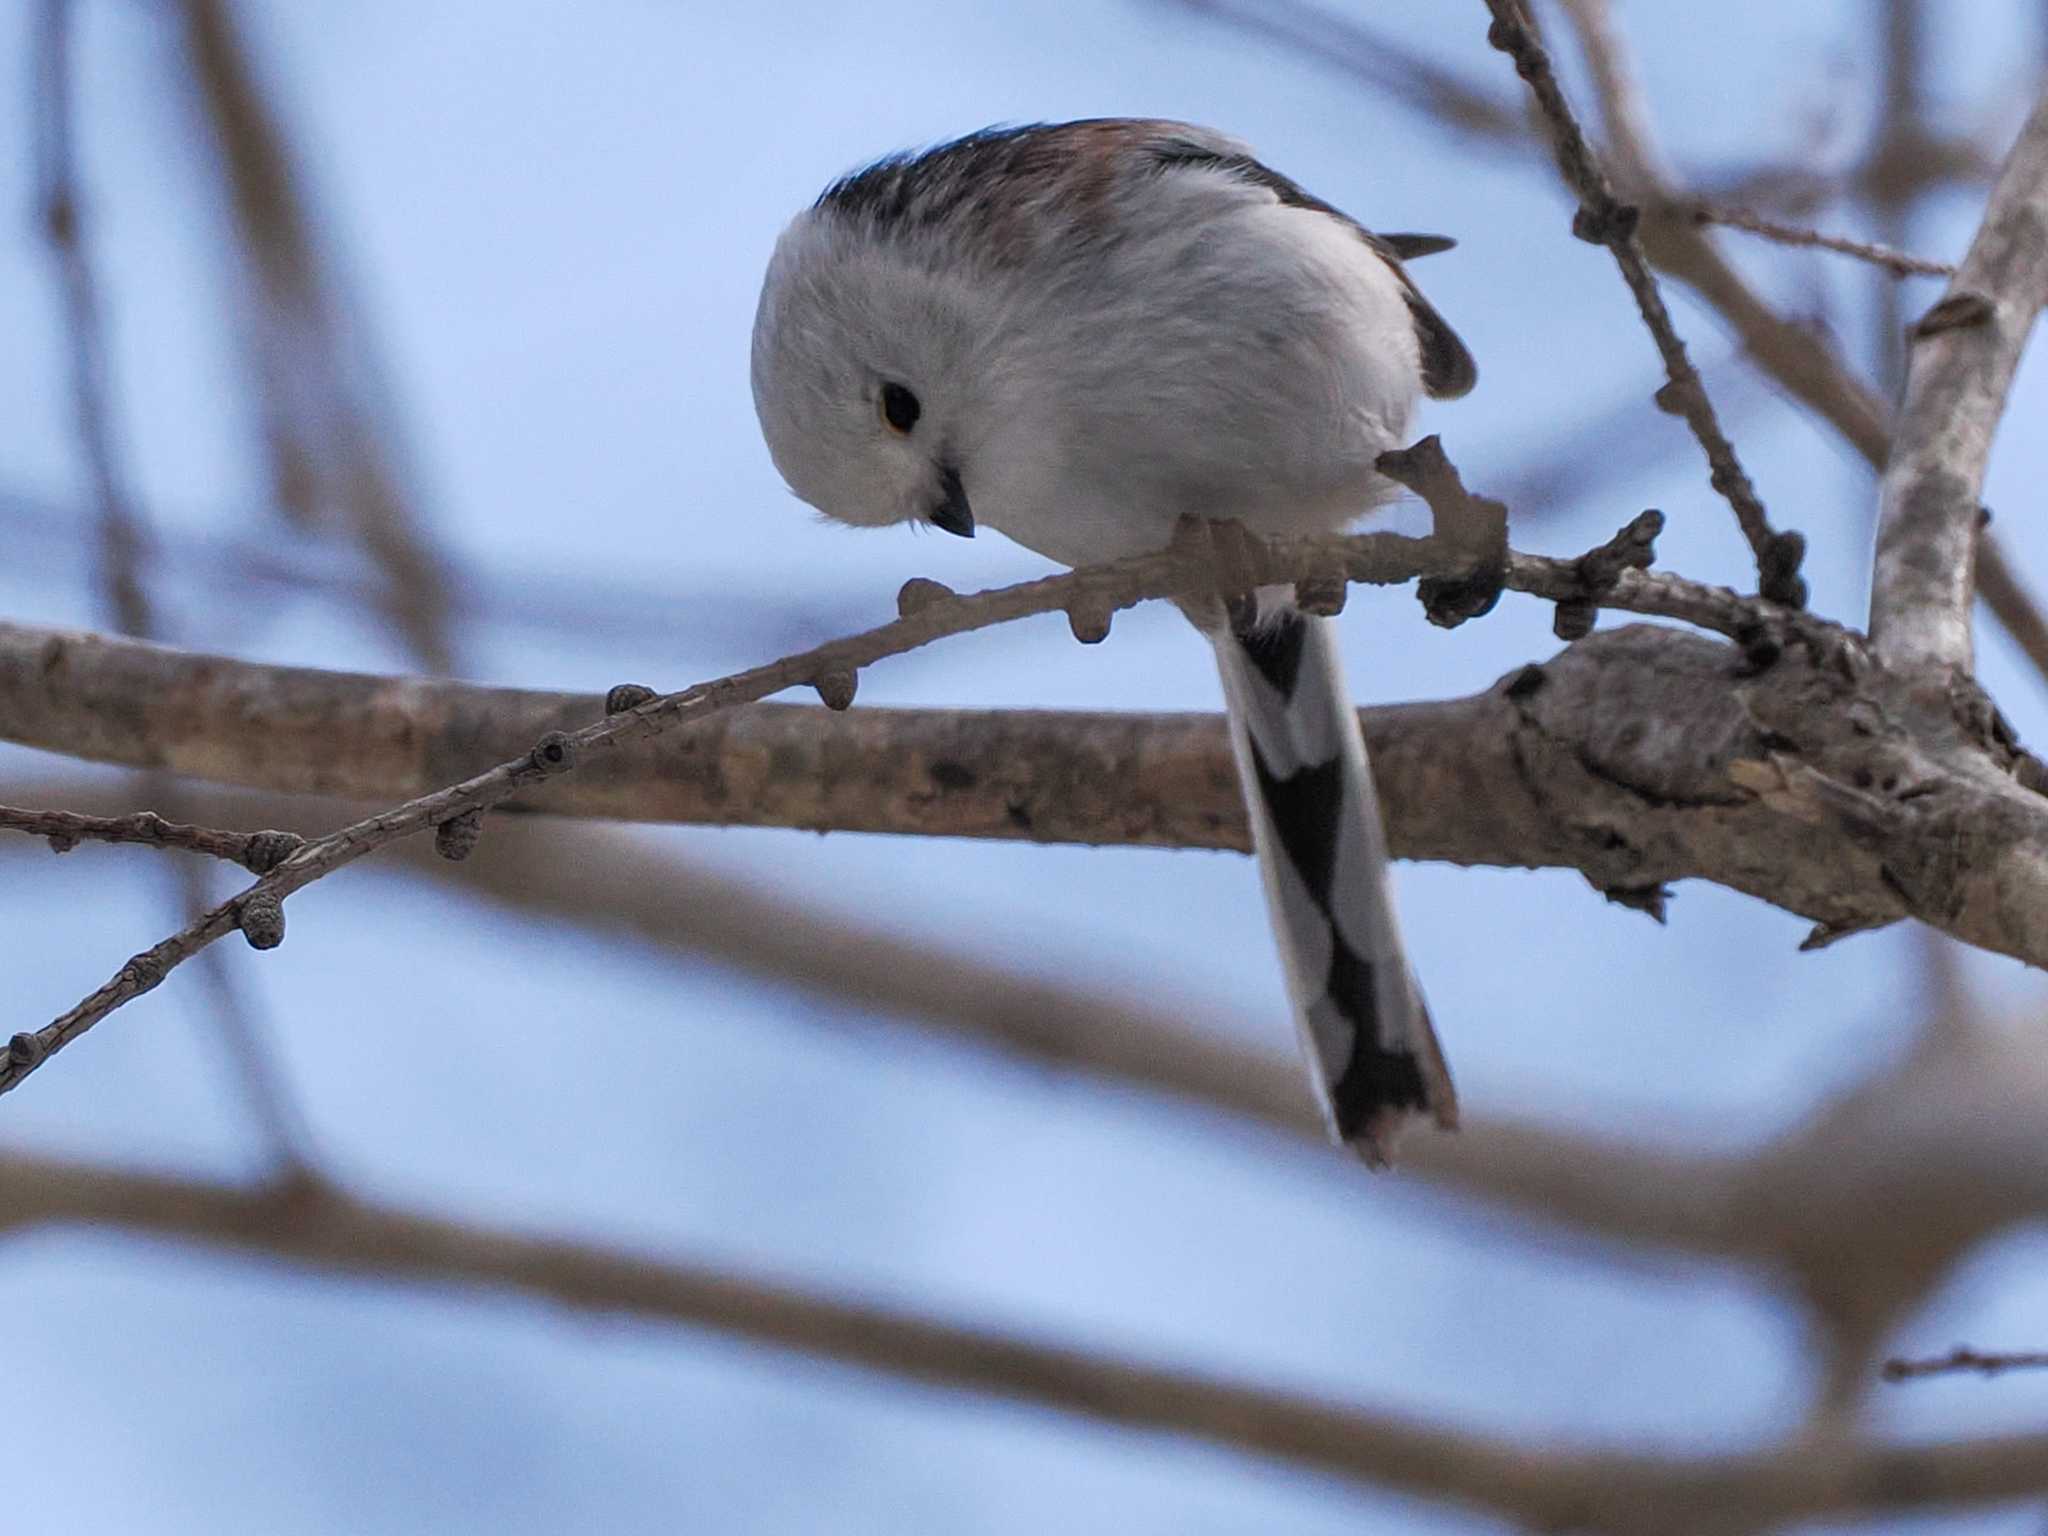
<box><xmin>1886</xmin><ymin>1347</ymin><xmax>2048</xmax><ymax>1381</ymax></box>
<box><xmin>1481</xmin><ymin>0</ymin><xmax>1804</xmax><ymax>605</ymax></box>
<box><xmin>5</xmin><ymin>605</ymin><xmax>2048</xmax><ymax>973</ymax></box>
<box><xmin>0</xmin><ymin>803</ymin><xmax>303</xmax><ymax>873</ymax></box>
<box><xmin>1869</xmin><ymin>88</ymin><xmax>2048</xmax><ymax>672</ymax></box>
<box><xmin>7</xmin><ymin>1148</ymin><xmax>2048</xmax><ymax>1528</ymax></box>
<box><xmin>0</xmin><ymin>513</ymin><xmax>1527</xmax><ymax>1096</ymax></box>
<box><xmin>1686</xmin><ymin>202</ymin><xmax>1956</xmax><ymax>279</ymax></box>
<box><xmin>1546</xmin><ymin>0</ymin><xmax>2048</xmax><ymax>686</ymax></box>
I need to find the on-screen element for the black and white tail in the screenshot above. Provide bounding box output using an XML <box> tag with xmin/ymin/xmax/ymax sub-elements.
<box><xmin>1212</xmin><ymin>600</ymin><xmax>1456</xmax><ymax>1164</ymax></box>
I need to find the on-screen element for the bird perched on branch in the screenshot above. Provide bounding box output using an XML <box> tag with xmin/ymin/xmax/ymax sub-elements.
<box><xmin>751</xmin><ymin>119</ymin><xmax>1474</xmax><ymax>1163</ymax></box>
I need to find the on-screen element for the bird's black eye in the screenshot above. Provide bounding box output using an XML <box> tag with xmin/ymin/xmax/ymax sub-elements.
<box><xmin>880</xmin><ymin>381</ymin><xmax>921</xmax><ymax>435</ymax></box>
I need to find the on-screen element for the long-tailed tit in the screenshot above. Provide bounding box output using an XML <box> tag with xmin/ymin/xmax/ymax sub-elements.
<box><xmin>751</xmin><ymin>119</ymin><xmax>1473</xmax><ymax>1162</ymax></box>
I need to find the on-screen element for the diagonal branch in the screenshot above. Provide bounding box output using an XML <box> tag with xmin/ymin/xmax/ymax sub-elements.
<box><xmin>1481</xmin><ymin>0</ymin><xmax>1804</xmax><ymax>606</ymax></box>
<box><xmin>1869</xmin><ymin>88</ymin><xmax>2048</xmax><ymax>672</ymax></box>
<box><xmin>0</xmin><ymin>517</ymin><xmax>1508</xmax><ymax>1097</ymax></box>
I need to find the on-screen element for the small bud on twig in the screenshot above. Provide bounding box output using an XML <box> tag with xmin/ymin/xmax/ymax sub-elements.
<box><xmin>434</xmin><ymin>809</ymin><xmax>485</xmax><ymax>862</ymax></box>
<box><xmin>529</xmin><ymin>732</ymin><xmax>576</xmax><ymax>776</ymax></box>
<box><xmin>240</xmin><ymin>830</ymin><xmax>305</xmax><ymax>874</ymax></box>
<box><xmin>1066</xmin><ymin>599</ymin><xmax>1113</xmax><ymax>645</ymax></box>
<box><xmin>897</xmin><ymin>577</ymin><xmax>954</xmax><ymax>617</ymax></box>
<box><xmin>238</xmin><ymin>893</ymin><xmax>286</xmax><ymax>951</ymax></box>
<box><xmin>813</xmin><ymin>668</ymin><xmax>858</xmax><ymax>710</ymax></box>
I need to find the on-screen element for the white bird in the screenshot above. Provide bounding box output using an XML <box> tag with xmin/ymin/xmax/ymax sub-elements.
<box><xmin>750</xmin><ymin>119</ymin><xmax>1473</xmax><ymax>1162</ymax></box>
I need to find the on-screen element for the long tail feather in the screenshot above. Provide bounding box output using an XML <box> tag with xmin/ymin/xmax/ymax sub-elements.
<box><xmin>1211</xmin><ymin>601</ymin><xmax>1456</xmax><ymax>1164</ymax></box>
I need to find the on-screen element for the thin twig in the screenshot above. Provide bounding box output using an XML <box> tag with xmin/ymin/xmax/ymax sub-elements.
<box><xmin>0</xmin><ymin>521</ymin><xmax>1444</xmax><ymax>1095</ymax></box>
<box><xmin>1687</xmin><ymin>203</ymin><xmax>1955</xmax><ymax>278</ymax></box>
<box><xmin>1156</xmin><ymin>0</ymin><xmax>1526</xmax><ymax>145</ymax></box>
<box><xmin>1481</xmin><ymin>0</ymin><xmax>1805</xmax><ymax>607</ymax></box>
<box><xmin>0</xmin><ymin>804</ymin><xmax>303</xmax><ymax>872</ymax></box>
<box><xmin>1869</xmin><ymin>86</ymin><xmax>2048</xmax><ymax>672</ymax></box>
<box><xmin>1884</xmin><ymin>1347</ymin><xmax>2048</xmax><ymax>1381</ymax></box>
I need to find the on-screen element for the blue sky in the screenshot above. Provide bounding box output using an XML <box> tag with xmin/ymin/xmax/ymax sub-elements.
<box><xmin>5</xmin><ymin>3</ymin><xmax>2048</xmax><ymax>1531</ymax></box>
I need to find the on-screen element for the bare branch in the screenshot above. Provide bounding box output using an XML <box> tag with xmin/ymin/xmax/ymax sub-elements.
<box><xmin>1870</xmin><ymin>89</ymin><xmax>2048</xmax><ymax>672</ymax></box>
<box><xmin>7</xmin><ymin>1149</ymin><xmax>2048</xmax><ymax>1527</ymax></box>
<box><xmin>1885</xmin><ymin>1346</ymin><xmax>2048</xmax><ymax>1381</ymax></box>
<box><xmin>1687</xmin><ymin>202</ymin><xmax>1956</xmax><ymax>278</ymax></box>
<box><xmin>1481</xmin><ymin>0</ymin><xmax>1804</xmax><ymax>606</ymax></box>
<box><xmin>1153</xmin><ymin>0</ymin><xmax>1526</xmax><ymax>145</ymax></box>
<box><xmin>0</xmin><ymin>803</ymin><xmax>303</xmax><ymax>872</ymax></box>
<box><xmin>1546</xmin><ymin>0</ymin><xmax>2048</xmax><ymax>686</ymax></box>
<box><xmin>8</xmin><ymin>593</ymin><xmax>2048</xmax><ymax>973</ymax></box>
<box><xmin>18</xmin><ymin>768</ymin><xmax>2048</xmax><ymax>1424</ymax></box>
<box><xmin>0</xmin><ymin>515</ymin><xmax>1523</xmax><ymax>1096</ymax></box>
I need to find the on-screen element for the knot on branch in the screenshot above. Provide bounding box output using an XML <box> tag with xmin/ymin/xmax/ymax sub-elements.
<box><xmin>529</xmin><ymin>732</ymin><xmax>576</xmax><ymax>776</ymax></box>
<box><xmin>605</xmin><ymin>682</ymin><xmax>657</xmax><ymax>714</ymax></box>
<box><xmin>1066</xmin><ymin>598</ymin><xmax>1114</xmax><ymax>645</ymax></box>
<box><xmin>1912</xmin><ymin>291</ymin><xmax>1994</xmax><ymax>339</ymax></box>
<box><xmin>1572</xmin><ymin>199</ymin><xmax>1640</xmax><ymax>246</ymax></box>
<box><xmin>434</xmin><ymin>809</ymin><xmax>485</xmax><ymax>862</ymax></box>
<box><xmin>1553</xmin><ymin>600</ymin><xmax>1597</xmax><ymax>641</ymax></box>
<box><xmin>1732</xmin><ymin>618</ymin><xmax>1784</xmax><ymax>674</ymax></box>
<box><xmin>45</xmin><ymin>831</ymin><xmax>78</xmax><ymax>854</ymax></box>
<box><xmin>1759</xmin><ymin>530</ymin><xmax>1809</xmax><ymax>609</ymax></box>
<box><xmin>240</xmin><ymin>829</ymin><xmax>305</xmax><ymax>874</ymax></box>
<box><xmin>237</xmin><ymin>893</ymin><xmax>286</xmax><ymax>951</ymax></box>
<box><xmin>7</xmin><ymin>1032</ymin><xmax>46</xmax><ymax>1068</ymax></box>
<box><xmin>1485</xmin><ymin>9</ymin><xmax>1543</xmax><ymax>73</ymax></box>
<box><xmin>120</xmin><ymin>953</ymin><xmax>167</xmax><ymax>991</ymax></box>
<box><xmin>812</xmin><ymin>668</ymin><xmax>859</xmax><ymax>710</ymax></box>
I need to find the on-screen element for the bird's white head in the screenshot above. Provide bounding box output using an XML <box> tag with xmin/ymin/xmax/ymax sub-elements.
<box><xmin>750</xmin><ymin>209</ymin><xmax>983</xmax><ymax>538</ymax></box>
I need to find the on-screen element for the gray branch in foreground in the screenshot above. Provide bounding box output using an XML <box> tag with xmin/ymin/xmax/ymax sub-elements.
<box><xmin>4</xmin><ymin>613</ymin><xmax>2047</xmax><ymax>970</ymax></box>
<box><xmin>9</xmin><ymin>1149</ymin><xmax>2048</xmax><ymax>1530</ymax></box>
<box><xmin>1871</xmin><ymin>87</ymin><xmax>2048</xmax><ymax>672</ymax></box>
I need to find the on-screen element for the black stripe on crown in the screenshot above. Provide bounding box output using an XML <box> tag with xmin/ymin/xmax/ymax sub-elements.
<box><xmin>815</xmin><ymin>124</ymin><xmax>1063</xmax><ymax>231</ymax></box>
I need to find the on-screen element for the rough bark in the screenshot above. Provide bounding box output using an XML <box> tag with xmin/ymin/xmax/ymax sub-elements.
<box><xmin>5</xmin><ymin>617</ymin><xmax>2047</xmax><ymax>965</ymax></box>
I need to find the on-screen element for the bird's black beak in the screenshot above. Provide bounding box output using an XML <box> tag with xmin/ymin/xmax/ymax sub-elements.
<box><xmin>930</xmin><ymin>461</ymin><xmax>974</xmax><ymax>538</ymax></box>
